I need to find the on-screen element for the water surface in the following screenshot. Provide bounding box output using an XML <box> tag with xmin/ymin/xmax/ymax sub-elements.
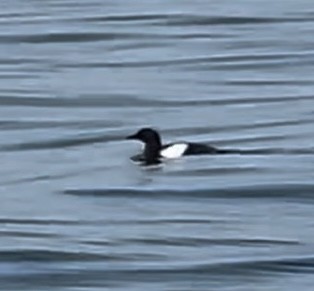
<box><xmin>1</xmin><ymin>1</ymin><xmax>314</xmax><ymax>290</ymax></box>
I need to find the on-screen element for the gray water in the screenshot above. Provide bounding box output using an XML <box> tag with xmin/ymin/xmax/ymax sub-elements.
<box><xmin>1</xmin><ymin>0</ymin><xmax>314</xmax><ymax>290</ymax></box>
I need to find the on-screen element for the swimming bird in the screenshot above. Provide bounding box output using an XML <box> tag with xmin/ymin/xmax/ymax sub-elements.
<box><xmin>126</xmin><ymin>128</ymin><xmax>230</xmax><ymax>165</ymax></box>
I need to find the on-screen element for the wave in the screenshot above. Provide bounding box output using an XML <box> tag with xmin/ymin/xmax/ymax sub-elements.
<box><xmin>63</xmin><ymin>183</ymin><xmax>314</xmax><ymax>201</ymax></box>
<box><xmin>0</xmin><ymin>254</ymin><xmax>313</xmax><ymax>285</ymax></box>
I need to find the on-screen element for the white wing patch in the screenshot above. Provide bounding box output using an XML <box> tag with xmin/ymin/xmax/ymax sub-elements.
<box><xmin>160</xmin><ymin>143</ymin><xmax>188</xmax><ymax>159</ymax></box>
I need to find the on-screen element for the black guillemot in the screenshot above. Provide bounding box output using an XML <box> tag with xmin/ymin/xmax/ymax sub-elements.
<box><xmin>126</xmin><ymin>128</ymin><xmax>231</xmax><ymax>165</ymax></box>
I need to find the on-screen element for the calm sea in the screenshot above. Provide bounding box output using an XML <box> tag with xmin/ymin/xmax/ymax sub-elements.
<box><xmin>1</xmin><ymin>0</ymin><xmax>314</xmax><ymax>290</ymax></box>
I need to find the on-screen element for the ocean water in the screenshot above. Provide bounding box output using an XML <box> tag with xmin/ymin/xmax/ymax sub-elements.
<box><xmin>1</xmin><ymin>0</ymin><xmax>314</xmax><ymax>290</ymax></box>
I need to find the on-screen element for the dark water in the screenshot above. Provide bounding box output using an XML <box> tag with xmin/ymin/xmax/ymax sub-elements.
<box><xmin>1</xmin><ymin>0</ymin><xmax>314</xmax><ymax>290</ymax></box>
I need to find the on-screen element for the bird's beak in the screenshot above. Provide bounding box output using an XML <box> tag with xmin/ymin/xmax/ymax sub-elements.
<box><xmin>126</xmin><ymin>133</ymin><xmax>138</xmax><ymax>140</ymax></box>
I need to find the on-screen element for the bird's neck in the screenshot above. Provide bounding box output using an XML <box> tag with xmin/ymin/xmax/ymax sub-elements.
<box><xmin>144</xmin><ymin>141</ymin><xmax>161</xmax><ymax>164</ymax></box>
